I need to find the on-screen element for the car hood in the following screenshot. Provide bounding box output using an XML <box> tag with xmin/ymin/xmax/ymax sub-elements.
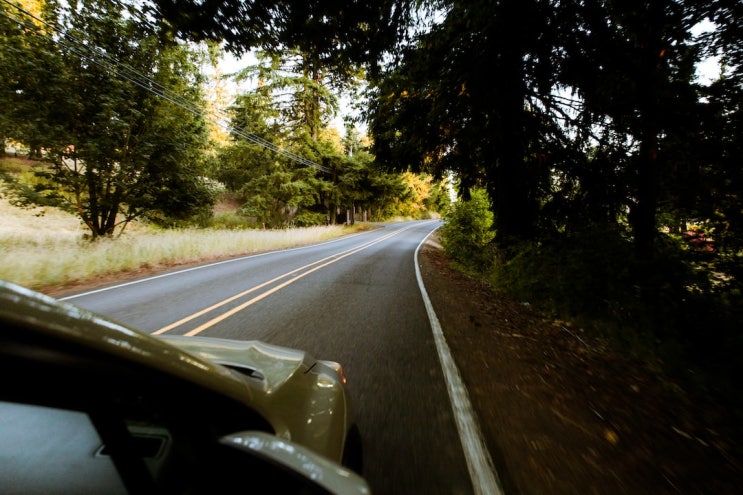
<box><xmin>0</xmin><ymin>282</ymin><xmax>254</xmax><ymax>401</ymax></box>
<box><xmin>159</xmin><ymin>335</ymin><xmax>351</xmax><ymax>458</ymax></box>
<box><xmin>1</xmin><ymin>280</ymin><xmax>351</xmax><ymax>463</ymax></box>
<box><xmin>158</xmin><ymin>335</ymin><xmax>309</xmax><ymax>394</ymax></box>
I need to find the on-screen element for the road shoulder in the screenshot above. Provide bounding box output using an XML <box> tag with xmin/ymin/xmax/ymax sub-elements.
<box><xmin>418</xmin><ymin>233</ymin><xmax>741</xmax><ymax>494</ymax></box>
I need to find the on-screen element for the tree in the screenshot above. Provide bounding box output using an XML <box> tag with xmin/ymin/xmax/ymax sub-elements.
<box><xmin>563</xmin><ymin>1</ymin><xmax>709</xmax><ymax>260</ymax></box>
<box><xmin>440</xmin><ymin>187</ymin><xmax>495</xmax><ymax>272</ymax></box>
<box><xmin>150</xmin><ymin>0</ymin><xmax>413</xmax><ymax>77</ymax></box>
<box><xmin>235</xmin><ymin>48</ymin><xmax>346</xmax><ymax>143</ymax></box>
<box><xmin>218</xmin><ymin>70</ymin><xmax>337</xmax><ymax>227</ymax></box>
<box><xmin>2</xmin><ymin>0</ymin><xmax>215</xmax><ymax>237</ymax></box>
<box><xmin>0</xmin><ymin>0</ymin><xmax>66</xmax><ymax>156</ymax></box>
<box><xmin>219</xmin><ymin>46</ymin><xmax>376</xmax><ymax>226</ymax></box>
<box><xmin>694</xmin><ymin>0</ymin><xmax>743</xmax><ymax>261</ymax></box>
<box><xmin>239</xmin><ymin>163</ymin><xmax>326</xmax><ymax>227</ymax></box>
<box><xmin>368</xmin><ymin>0</ymin><xmax>561</xmax><ymax>244</ymax></box>
<box><xmin>367</xmin><ymin>0</ymin><xmax>728</xmax><ymax>261</ymax></box>
<box><xmin>151</xmin><ymin>0</ymin><xmax>429</xmax><ymax>228</ymax></box>
<box><xmin>216</xmin><ymin>86</ymin><xmax>285</xmax><ymax>191</ymax></box>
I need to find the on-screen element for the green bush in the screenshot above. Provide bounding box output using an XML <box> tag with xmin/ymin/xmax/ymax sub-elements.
<box><xmin>440</xmin><ymin>188</ymin><xmax>495</xmax><ymax>273</ymax></box>
<box><xmin>291</xmin><ymin>211</ymin><xmax>328</xmax><ymax>227</ymax></box>
<box><xmin>488</xmin><ymin>228</ymin><xmax>743</xmax><ymax>407</ymax></box>
<box><xmin>209</xmin><ymin>211</ymin><xmax>256</xmax><ymax>229</ymax></box>
<box><xmin>490</xmin><ymin>228</ymin><xmax>634</xmax><ymax>319</ymax></box>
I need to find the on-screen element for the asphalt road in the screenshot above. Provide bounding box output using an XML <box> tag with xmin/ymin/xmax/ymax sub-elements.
<box><xmin>62</xmin><ymin>220</ymin><xmax>499</xmax><ymax>495</ymax></box>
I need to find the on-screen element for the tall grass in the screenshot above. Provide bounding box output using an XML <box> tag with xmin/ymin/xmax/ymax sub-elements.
<box><xmin>0</xmin><ymin>198</ymin><xmax>368</xmax><ymax>291</ymax></box>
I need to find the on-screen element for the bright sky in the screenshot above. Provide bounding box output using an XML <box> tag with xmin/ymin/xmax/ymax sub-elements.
<box><xmin>692</xmin><ymin>19</ymin><xmax>723</xmax><ymax>84</ymax></box>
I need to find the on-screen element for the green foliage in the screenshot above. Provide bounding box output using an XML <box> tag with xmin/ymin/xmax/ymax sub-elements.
<box><xmin>440</xmin><ymin>188</ymin><xmax>495</xmax><ymax>273</ymax></box>
<box><xmin>208</xmin><ymin>211</ymin><xmax>257</xmax><ymax>230</ymax></box>
<box><xmin>292</xmin><ymin>210</ymin><xmax>329</xmax><ymax>227</ymax></box>
<box><xmin>238</xmin><ymin>165</ymin><xmax>322</xmax><ymax>228</ymax></box>
<box><xmin>1</xmin><ymin>159</ymin><xmax>67</xmax><ymax>212</ymax></box>
<box><xmin>491</xmin><ymin>228</ymin><xmax>635</xmax><ymax>322</ymax></box>
<box><xmin>425</xmin><ymin>178</ymin><xmax>453</xmax><ymax>214</ymax></box>
<box><xmin>1</xmin><ymin>0</ymin><xmax>215</xmax><ymax>238</ymax></box>
<box><xmin>1</xmin><ymin>170</ymin><xmax>69</xmax><ymax>212</ymax></box>
<box><xmin>489</xmin><ymin>227</ymin><xmax>743</xmax><ymax>409</ymax></box>
<box><xmin>217</xmin><ymin>72</ymin><xmax>438</xmax><ymax>227</ymax></box>
<box><xmin>151</xmin><ymin>0</ymin><xmax>411</xmax><ymax>77</ymax></box>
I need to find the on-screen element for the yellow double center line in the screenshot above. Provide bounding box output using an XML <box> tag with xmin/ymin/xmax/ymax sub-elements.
<box><xmin>153</xmin><ymin>225</ymin><xmax>415</xmax><ymax>336</ymax></box>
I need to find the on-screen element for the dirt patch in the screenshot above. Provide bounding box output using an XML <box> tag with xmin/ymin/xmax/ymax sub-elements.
<box><xmin>417</xmin><ymin>233</ymin><xmax>742</xmax><ymax>494</ymax></box>
<box><xmin>213</xmin><ymin>193</ymin><xmax>243</xmax><ymax>213</ymax></box>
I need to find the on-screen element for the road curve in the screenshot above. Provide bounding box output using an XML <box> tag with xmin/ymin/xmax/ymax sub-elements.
<box><xmin>64</xmin><ymin>220</ymin><xmax>501</xmax><ymax>495</ymax></box>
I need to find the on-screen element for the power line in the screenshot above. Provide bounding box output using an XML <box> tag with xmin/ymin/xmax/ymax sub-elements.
<box><xmin>0</xmin><ymin>0</ymin><xmax>331</xmax><ymax>174</ymax></box>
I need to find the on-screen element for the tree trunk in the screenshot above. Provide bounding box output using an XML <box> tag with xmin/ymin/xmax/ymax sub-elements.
<box><xmin>631</xmin><ymin>5</ymin><xmax>664</xmax><ymax>262</ymax></box>
<box><xmin>489</xmin><ymin>0</ymin><xmax>533</xmax><ymax>244</ymax></box>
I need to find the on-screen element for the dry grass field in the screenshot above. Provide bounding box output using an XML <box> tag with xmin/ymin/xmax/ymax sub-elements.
<box><xmin>0</xmin><ymin>191</ymin><xmax>367</xmax><ymax>292</ymax></box>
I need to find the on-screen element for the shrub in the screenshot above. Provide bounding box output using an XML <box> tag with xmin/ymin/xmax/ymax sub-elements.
<box><xmin>209</xmin><ymin>211</ymin><xmax>256</xmax><ymax>229</ymax></box>
<box><xmin>440</xmin><ymin>187</ymin><xmax>495</xmax><ymax>273</ymax></box>
<box><xmin>489</xmin><ymin>229</ymin><xmax>636</xmax><ymax>319</ymax></box>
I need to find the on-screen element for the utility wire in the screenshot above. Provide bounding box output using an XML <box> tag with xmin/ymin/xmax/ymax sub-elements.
<box><xmin>0</xmin><ymin>0</ymin><xmax>331</xmax><ymax>174</ymax></box>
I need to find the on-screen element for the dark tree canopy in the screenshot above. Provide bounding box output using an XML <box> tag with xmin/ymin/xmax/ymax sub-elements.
<box><xmin>368</xmin><ymin>0</ymin><xmax>566</xmax><ymax>243</ymax></box>
<box><xmin>151</xmin><ymin>0</ymin><xmax>413</xmax><ymax>77</ymax></box>
<box><xmin>366</xmin><ymin>0</ymin><xmax>742</xmax><ymax>406</ymax></box>
<box><xmin>367</xmin><ymin>0</ymin><xmax>739</xmax><ymax>258</ymax></box>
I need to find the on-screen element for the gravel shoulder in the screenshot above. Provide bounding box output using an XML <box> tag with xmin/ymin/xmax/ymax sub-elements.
<box><xmin>417</xmin><ymin>232</ymin><xmax>742</xmax><ymax>495</ymax></box>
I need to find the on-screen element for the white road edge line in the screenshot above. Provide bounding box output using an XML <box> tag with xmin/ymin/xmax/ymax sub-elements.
<box><xmin>415</xmin><ymin>225</ymin><xmax>504</xmax><ymax>495</ymax></box>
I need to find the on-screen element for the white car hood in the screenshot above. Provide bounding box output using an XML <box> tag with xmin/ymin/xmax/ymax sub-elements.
<box><xmin>159</xmin><ymin>335</ymin><xmax>307</xmax><ymax>394</ymax></box>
